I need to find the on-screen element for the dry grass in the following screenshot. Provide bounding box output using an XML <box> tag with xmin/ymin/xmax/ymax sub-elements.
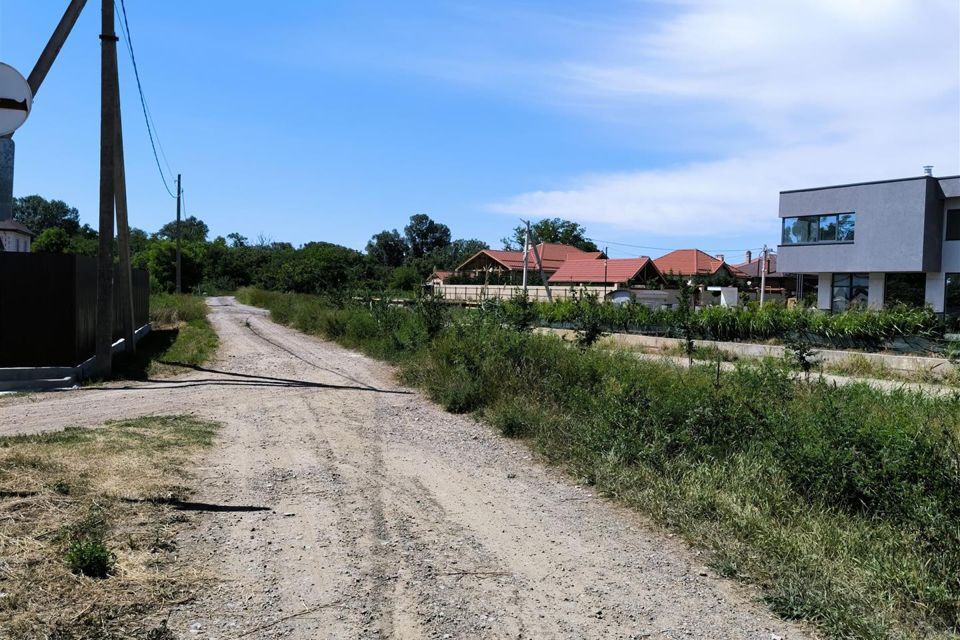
<box><xmin>0</xmin><ymin>415</ymin><xmax>219</xmax><ymax>639</ymax></box>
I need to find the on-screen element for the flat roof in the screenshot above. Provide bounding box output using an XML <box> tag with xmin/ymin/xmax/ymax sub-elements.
<box><xmin>780</xmin><ymin>175</ymin><xmax>960</xmax><ymax>195</ymax></box>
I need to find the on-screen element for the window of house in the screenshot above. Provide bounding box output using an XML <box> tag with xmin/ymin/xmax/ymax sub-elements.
<box><xmin>832</xmin><ymin>273</ymin><xmax>868</xmax><ymax>311</ymax></box>
<box><xmin>884</xmin><ymin>273</ymin><xmax>925</xmax><ymax>308</ymax></box>
<box><xmin>946</xmin><ymin>210</ymin><xmax>960</xmax><ymax>241</ymax></box>
<box><xmin>782</xmin><ymin>212</ymin><xmax>855</xmax><ymax>244</ymax></box>
<box><xmin>782</xmin><ymin>216</ymin><xmax>819</xmax><ymax>244</ymax></box>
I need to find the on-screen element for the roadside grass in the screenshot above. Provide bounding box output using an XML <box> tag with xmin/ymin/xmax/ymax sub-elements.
<box><xmin>0</xmin><ymin>415</ymin><xmax>219</xmax><ymax>638</ymax></box>
<box><xmin>239</xmin><ymin>287</ymin><xmax>960</xmax><ymax>639</ymax></box>
<box><xmin>115</xmin><ymin>294</ymin><xmax>218</xmax><ymax>379</ymax></box>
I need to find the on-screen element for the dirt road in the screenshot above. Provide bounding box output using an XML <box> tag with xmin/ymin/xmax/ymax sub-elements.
<box><xmin>0</xmin><ymin>297</ymin><xmax>809</xmax><ymax>639</ymax></box>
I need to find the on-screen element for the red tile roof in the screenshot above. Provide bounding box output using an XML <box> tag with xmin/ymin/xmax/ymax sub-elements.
<box><xmin>548</xmin><ymin>257</ymin><xmax>658</xmax><ymax>285</ymax></box>
<box><xmin>426</xmin><ymin>270</ymin><xmax>454</xmax><ymax>283</ymax></box>
<box><xmin>654</xmin><ymin>249</ymin><xmax>729</xmax><ymax>277</ymax></box>
<box><xmin>457</xmin><ymin>243</ymin><xmax>602</xmax><ymax>273</ymax></box>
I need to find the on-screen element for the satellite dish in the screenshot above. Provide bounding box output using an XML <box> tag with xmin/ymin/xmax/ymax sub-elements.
<box><xmin>0</xmin><ymin>63</ymin><xmax>32</xmax><ymax>136</ymax></box>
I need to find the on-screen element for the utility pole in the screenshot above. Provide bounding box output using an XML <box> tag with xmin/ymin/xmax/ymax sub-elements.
<box><xmin>93</xmin><ymin>0</ymin><xmax>117</xmax><ymax>378</ymax></box>
<box><xmin>112</xmin><ymin>47</ymin><xmax>135</xmax><ymax>354</ymax></box>
<box><xmin>526</xmin><ymin>224</ymin><xmax>553</xmax><ymax>303</ymax></box>
<box><xmin>759</xmin><ymin>244</ymin><xmax>768</xmax><ymax>306</ymax></box>
<box><xmin>175</xmin><ymin>173</ymin><xmax>182</xmax><ymax>293</ymax></box>
<box><xmin>0</xmin><ymin>0</ymin><xmax>87</xmax><ymax>222</ymax></box>
<box><xmin>603</xmin><ymin>247</ymin><xmax>609</xmax><ymax>300</ymax></box>
<box><xmin>521</xmin><ymin>223</ymin><xmax>530</xmax><ymax>292</ymax></box>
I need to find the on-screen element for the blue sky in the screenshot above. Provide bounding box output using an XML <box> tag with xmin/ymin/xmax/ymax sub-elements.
<box><xmin>1</xmin><ymin>1</ymin><xmax>958</xmax><ymax>264</ymax></box>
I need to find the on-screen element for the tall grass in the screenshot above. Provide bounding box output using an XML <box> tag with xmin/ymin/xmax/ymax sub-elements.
<box><xmin>238</xmin><ymin>288</ymin><xmax>960</xmax><ymax>639</ymax></box>
<box><xmin>114</xmin><ymin>294</ymin><xmax>218</xmax><ymax>378</ymax></box>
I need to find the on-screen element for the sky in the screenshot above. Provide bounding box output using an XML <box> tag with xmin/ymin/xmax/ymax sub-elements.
<box><xmin>0</xmin><ymin>0</ymin><xmax>957</xmax><ymax>264</ymax></box>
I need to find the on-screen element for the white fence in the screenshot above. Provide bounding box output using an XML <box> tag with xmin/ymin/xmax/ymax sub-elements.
<box><xmin>433</xmin><ymin>284</ymin><xmax>609</xmax><ymax>302</ymax></box>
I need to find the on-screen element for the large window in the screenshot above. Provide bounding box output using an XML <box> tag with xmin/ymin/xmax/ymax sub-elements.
<box><xmin>782</xmin><ymin>212</ymin><xmax>855</xmax><ymax>244</ymax></box>
<box><xmin>946</xmin><ymin>210</ymin><xmax>960</xmax><ymax>241</ymax></box>
<box><xmin>832</xmin><ymin>273</ymin><xmax>868</xmax><ymax>311</ymax></box>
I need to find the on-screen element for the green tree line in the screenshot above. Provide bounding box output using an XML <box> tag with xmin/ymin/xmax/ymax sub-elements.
<box><xmin>13</xmin><ymin>195</ymin><xmax>595</xmax><ymax>295</ymax></box>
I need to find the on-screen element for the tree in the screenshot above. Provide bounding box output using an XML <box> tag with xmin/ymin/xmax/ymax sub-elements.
<box><xmin>366</xmin><ymin>229</ymin><xmax>408</xmax><ymax>267</ymax></box>
<box><xmin>156</xmin><ymin>215</ymin><xmax>209</xmax><ymax>244</ymax></box>
<box><xmin>404</xmin><ymin>214</ymin><xmax>450</xmax><ymax>259</ymax></box>
<box><xmin>227</xmin><ymin>232</ymin><xmax>248</xmax><ymax>248</ymax></box>
<box><xmin>13</xmin><ymin>195</ymin><xmax>80</xmax><ymax>235</ymax></box>
<box><xmin>502</xmin><ymin>218</ymin><xmax>597</xmax><ymax>252</ymax></box>
<box><xmin>32</xmin><ymin>227</ymin><xmax>71</xmax><ymax>254</ymax></box>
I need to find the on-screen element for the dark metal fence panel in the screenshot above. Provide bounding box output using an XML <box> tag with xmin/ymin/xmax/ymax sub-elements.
<box><xmin>0</xmin><ymin>252</ymin><xmax>149</xmax><ymax>367</ymax></box>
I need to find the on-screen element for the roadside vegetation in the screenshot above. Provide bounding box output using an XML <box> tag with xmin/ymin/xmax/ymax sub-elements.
<box><xmin>0</xmin><ymin>415</ymin><xmax>220</xmax><ymax>638</ymax></box>
<box><xmin>237</xmin><ymin>287</ymin><xmax>960</xmax><ymax>639</ymax></box>
<box><xmin>536</xmin><ymin>295</ymin><xmax>950</xmax><ymax>351</ymax></box>
<box><xmin>115</xmin><ymin>294</ymin><xmax>218</xmax><ymax>378</ymax></box>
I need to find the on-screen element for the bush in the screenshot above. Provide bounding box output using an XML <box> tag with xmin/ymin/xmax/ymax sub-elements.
<box><xmin>65</xmin><ymin>538</ymin><xmax>115</xmax><ymax>578</ymax></box>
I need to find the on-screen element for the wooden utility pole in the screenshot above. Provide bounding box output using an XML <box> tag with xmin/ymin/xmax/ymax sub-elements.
<box><xmin>93</xmin><ymin>0</ymin><xmax>118</xmax><ymax>378</ymax></box>
<box><xmin>27</xmin><ymin>0</ymin><xmax>88</xmax><ymax>96</ymax></box>
<box><xmin>112</xmin><ymin>51</ymin><xmax>135</xmax><ymax>353</ymax></box>
<box><xmin>175</xmin><ymin>173</ymin><xmax>182</xmax><ymax>293</ymax></box>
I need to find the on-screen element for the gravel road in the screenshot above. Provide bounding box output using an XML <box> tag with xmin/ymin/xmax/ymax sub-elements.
<box><xmin>0</xmin><ymin>297</ymin><xmax>811</xmax><ymax>639</ymax></box>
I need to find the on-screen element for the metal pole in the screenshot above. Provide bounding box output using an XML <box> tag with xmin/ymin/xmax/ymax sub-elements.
<box><xmin>175</xmin><ymin>173</ymin><xmax>182</xmax><ymax>293</ymax></box>
<box><xmin>604</xmin><ymin>246</ymin><xmax>608</xmax><ymax>299</ymax></box>
<box><xmin>0</xmin><ymin>138</ymin><xmax>13</xmax><ymax>221</ymax></box>
<box><xmin>112</xmin><ymin>49</ymin><xmax>135</xmax><ymax>353</ymax></box>
<box><xmin>759</xmin><ymin>244</ymin><xmax>768</xmax><ymax>306</ymax></box>
<box><xmin>94</xmin><ymin>0</ymin><xmax>117</xmax><ymax>378</ymax></box>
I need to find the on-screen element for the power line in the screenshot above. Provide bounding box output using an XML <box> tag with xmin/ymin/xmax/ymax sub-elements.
<box><xmin>115</xmin><ymin>0</ymin><xmax>176</xmax><ymax>198</ymax></box>
<box><xmin>588</xmin><ymin>237</ymin><xmax>764</xmax><ymax>256</ymax></box>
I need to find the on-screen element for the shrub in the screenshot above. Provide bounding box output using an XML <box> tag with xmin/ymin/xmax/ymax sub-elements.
<box><xmin>66</xmin><ymin>538</ymin><xmax>114</xmax><ymax>578</ymax></box>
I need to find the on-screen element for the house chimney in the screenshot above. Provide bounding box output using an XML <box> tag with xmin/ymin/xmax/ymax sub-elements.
<box><xmin>745</xmin><ymin>250</ymin><xmax>752</xmax><ymax>263</ymax></box>
<box><xmin>923</xmin><ymin>165</ymin><xmax>934</xmax><ymax>177</ymax></box>
<box><xmin>716</xmin><ymin>253</ymin><xmax>724</xmax><ymax>263</ymax></box>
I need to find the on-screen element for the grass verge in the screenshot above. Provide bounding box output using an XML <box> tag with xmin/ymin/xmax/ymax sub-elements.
<box><xmin>114</xmin><ymin>294</ymin><xmax>219</xmax><ymax>379</ymax></box>
<box><xmin>0</xmin><ymin>415</ymin><xmax>219</xmax><ymax>638</ymax></box>
<box><xmin>237</xmin><ymin>287</ymin><xmax>960</xmax><ymax>639</ymax></box>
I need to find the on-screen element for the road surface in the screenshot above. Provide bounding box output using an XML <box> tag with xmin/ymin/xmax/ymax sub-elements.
<box><xmin>0</xmin><ymin>297</ymin><xmax>809</xmax><ymax>639</ymax></box>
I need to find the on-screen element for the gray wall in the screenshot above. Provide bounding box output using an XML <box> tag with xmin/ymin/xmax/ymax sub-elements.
<box><xmin>778</xmin><ymin>177</ymin><xmax>942</xmax><ymax>273</ymax></box>
<box><xmin>942</xmin><ymin>195</ymin><xmax>960</xmax><ymax>273</ymax></box>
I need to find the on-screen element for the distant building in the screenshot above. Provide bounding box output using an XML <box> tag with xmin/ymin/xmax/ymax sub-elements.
<box><xmin>653</xmin><ymin>249</ymin><xmax>743</xmax><ymax>279</ymax></box>
<box><xmin>777</xmin><ymin>173</ymin><xmax>960</xmax><ymax>314</ymax></box>
<box><xmin>456</xmin><ymin>243</ymin><xmax>603</xmax><ymax>282</ymax></box>
<box><xmin>0</xmin><ymin>219</ymin><xmax>33</xmax><ymax>253</ymax></box>
<box><xmin>424</xmin><ymin>270</ymin><xmax>453</xmax><ymax>286</ymax></box>
<box><xmin>548</xmin><ymin>257</ymin><xmax>664</xmax><ymax>287</ymax></box>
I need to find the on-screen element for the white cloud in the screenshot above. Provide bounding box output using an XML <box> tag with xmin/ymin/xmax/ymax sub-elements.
<box><xmin>492</xmin><ymin>0</ymin><xmax>960</xmax><ymax>236</ymax></box>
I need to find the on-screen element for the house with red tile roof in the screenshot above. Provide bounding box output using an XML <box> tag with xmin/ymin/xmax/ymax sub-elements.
<box><xmin>653</xmin><ymin>249</ymin><xmax>743</xmax><ymax>279</ymax></box>
<box><xmin>456</xmin><ymin>243</ymin><xmax>603</xmax><ymax>277</ymax></box>
<box><xmin>548</xmin><ymin>257</ymin><xmax>664</xmax><ymax>287</ymax></box>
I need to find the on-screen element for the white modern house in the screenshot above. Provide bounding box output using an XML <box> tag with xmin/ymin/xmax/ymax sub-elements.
<box><xmin>0</xmin><ymin>219</ymin><xmax>33</xmax><ymax>252</ymax></box>
<box><xmin>777</xmin><ymin>172</ymin><xmax>960</xmax><ymax>315</ymax></box>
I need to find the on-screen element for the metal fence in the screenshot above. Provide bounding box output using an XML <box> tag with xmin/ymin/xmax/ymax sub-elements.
<box><xmin>0</xmin><ymin>252</ymin><xmax>149</xmax><ymax>367</ymax></box>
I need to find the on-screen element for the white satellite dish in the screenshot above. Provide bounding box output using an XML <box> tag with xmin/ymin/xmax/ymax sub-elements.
<box><xmin>0</xmin><ymin>63</ymin><xmax>32</xmax><ymax>136</ymax></box>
